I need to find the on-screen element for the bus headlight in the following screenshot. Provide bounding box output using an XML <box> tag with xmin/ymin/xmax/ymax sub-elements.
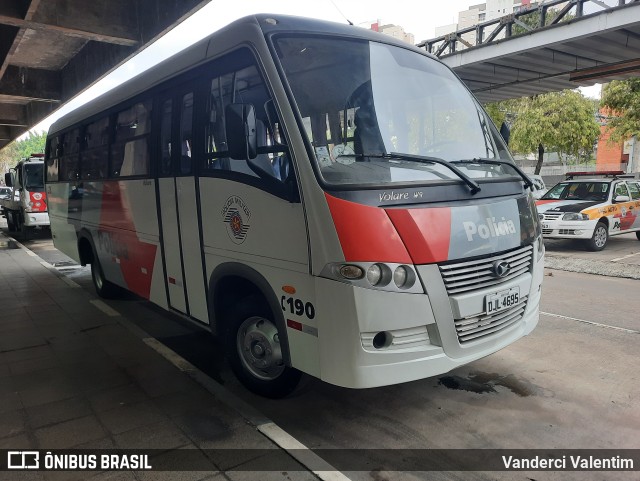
<box><xmin>321</xmin><ymin>262</ymin><xmax>423</xmax><ymax>293</ymax></box>
<box><xmin>339</xmin><ymin>265</ymin><xmax>363</xmax><ymax>280</ymax></box>
<box><xmin>366</xmin><ymin>264</ymin><xmax>383</xmax><ymax>286</ymax></box>
<box><xmin>393</xmin><ymin>266</ymin><xmax>407</xmax><ymax>287</ymax></box>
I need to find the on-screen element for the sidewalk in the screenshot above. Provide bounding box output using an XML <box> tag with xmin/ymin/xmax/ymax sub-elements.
<box><xmin>0</xmin><ymin>231</ymin><xmax>321</xmax><ymax>481</ymax></box>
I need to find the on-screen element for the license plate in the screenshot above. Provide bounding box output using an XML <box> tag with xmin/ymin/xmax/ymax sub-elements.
<box><xmin>542</xmin><ymin>223</ymin><xmax>550</xmax><ymax>229</ymax></box>
<box><xmin>485</xmin><ymin>287</ymin><xmax>520</xmax><ymax>315</ymax></box>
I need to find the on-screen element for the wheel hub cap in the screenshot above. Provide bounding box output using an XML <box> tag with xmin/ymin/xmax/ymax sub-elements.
<box><xmin>237</xmin><ymin>317</ymin><xmax>284</xmax><ymax>381</ymax></box>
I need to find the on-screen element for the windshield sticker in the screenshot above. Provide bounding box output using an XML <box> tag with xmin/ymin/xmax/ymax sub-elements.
<box><xmin>222</xmin><ymin>196</ymin><xmax>251</xmax><ymax>244</ymax></box>
<box><xmin>449</xmin><ymin>199</ymin><xmax>531</xmax><ymax>259</ymax></box>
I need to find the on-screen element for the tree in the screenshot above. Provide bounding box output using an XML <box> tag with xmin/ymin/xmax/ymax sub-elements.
<box><xmin>0</xmin><ymin>131</ymin><xmax>46</xmax><ymax>179</ymax></box>
<box><xmin>600</xmin><ymin>79</ymin><xmax>640</xmax><ymax>143</ymax></box>
<box><xmin>512</xmin><ymin>7</ymin><xmax>573</xmax><ymax>36</ymax></box>
<box><xmin>0</xmin><ymin>142</ymin><xmax>18</xmax><ymax>179</ymax></box>
<box><xmin>485</xmin><ymin>90</ymin><xmax>600</xmax><ymax>174</ymax></box>
<box><xmin>15</xmin><ymin>131</ymin><xmax>46</xmax><ymax>159</ymax></box>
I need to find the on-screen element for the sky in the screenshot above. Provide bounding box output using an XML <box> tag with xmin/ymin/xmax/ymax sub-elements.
<box><xmin>29</xmin><ymin>0</ymin><xmax>599</xmax><ymax>134</ymax></box>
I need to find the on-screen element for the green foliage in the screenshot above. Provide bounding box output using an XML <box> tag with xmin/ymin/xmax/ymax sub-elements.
<box><xmin>600</xmin><ymin>79</ymin><xmax>640</xmax><ymax>143</ymax></box>
<box><xmin>0</xmin><ymin>131</ymin><xmax>46</xmax><ymax>178</ymax></box>
<box><xmin>15</xmin><ymin>131</ymin><xmax>46</xmax><ymax>159</ymax></box>
<box><xmin>485</xmin><ymin>90</ymin><xmax>600</xmax><ymax>161</ymax></box>
<box><xmin>512</xmin><ymin>8</ymin><xmax>573</xmax><ymax>36</ymax></box>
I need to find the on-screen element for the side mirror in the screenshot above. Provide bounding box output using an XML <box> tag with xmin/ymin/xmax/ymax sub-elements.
<box><xmin>225</xmin><ymin>103</ymin><xmax>257</xmax><ymax>160</ymax></box>
<box><xmin>4</xmin><ymin>172</ymin><xmax>12</xmax><ymax>187</ymax></box>
<box><xmin>499</xmin><ymin>122</ymin><xmax>510</xmax><ymax>146</ymax></box>
<box><xmin>614</xmin><ymin>195</ymin><xmax>630</xmax><ymax>203</ymax></box>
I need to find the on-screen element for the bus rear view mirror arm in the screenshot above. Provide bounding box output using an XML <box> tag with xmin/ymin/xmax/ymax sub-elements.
<box><xmin>225</xmin><ymin>103</ymin><xmax>257</xmax><ymax>161</ymax></box>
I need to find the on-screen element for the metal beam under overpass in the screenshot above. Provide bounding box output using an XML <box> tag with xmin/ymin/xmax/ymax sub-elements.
<box><xmin>436</xmin><ymin>2</ymin><xmax>640</xmax><ymax>103</ymax></box>
<box><xmin>0</xmin><ymin>0</ymin><xmax>211</xmax><ymax>150</ymax></box>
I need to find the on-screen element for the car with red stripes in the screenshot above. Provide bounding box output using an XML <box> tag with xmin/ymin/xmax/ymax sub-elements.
<box><xmin>536</xmin><ymin>171</ymin><xmax>640</xmax><ymax>250</ymax></box>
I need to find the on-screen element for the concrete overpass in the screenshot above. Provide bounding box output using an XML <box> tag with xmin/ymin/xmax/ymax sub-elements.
<box><xmin>419</xmin><ymin>0</ymin><xmax>640</xmax><ymax>103</ymax></box>
<box><xmin>0</xmin><ymin>0</ymin><xmax>211</xmax><ymax>150</ymax></box>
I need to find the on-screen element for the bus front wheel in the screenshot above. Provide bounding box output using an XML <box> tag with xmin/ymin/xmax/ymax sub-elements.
<box><xmin>90</xmin><ymin>251</ymin><xmax>120</xmax><ymax>299</ymax></box>
<box><xmin>225</xmin><ymin>297</ymin><xmax>301</xmax><ymax>398</ymax></box>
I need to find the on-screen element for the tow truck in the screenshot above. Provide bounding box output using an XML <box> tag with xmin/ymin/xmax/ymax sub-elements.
<box><xmin>1</xmin><ymin>154</ymin><xmax>49</xmax><ymax>238</ymax></box>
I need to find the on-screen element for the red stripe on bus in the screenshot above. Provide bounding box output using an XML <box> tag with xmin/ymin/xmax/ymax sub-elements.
<box><xmin>287</xmin><ymin>319</ymin><xmax>302</xmax><ymax>331</ymax></box>
<box><xmin>385</xmin><ymin>207</ymin><xmax>452</xmax><ymax>264</ymax></box>
<box><xmin>99</xmin><ymin>181</ymin><xmax>157</xmax><ymax>299</ymax></box>
<box><xmin>324</xmin><ymin>194</ymin><xmax>411</xmax><ymax>263</ymax></box>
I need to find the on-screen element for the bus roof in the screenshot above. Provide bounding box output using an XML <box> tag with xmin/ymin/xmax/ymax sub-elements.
<box><xmin>49</xmin><ymin>14</ymin><xmax>431</xmax><ymax>136</ymax></box>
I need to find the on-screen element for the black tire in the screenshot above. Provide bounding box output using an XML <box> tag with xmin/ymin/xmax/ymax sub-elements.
<box><xmin>225</xmin><ymin>296</ymin><xmax>301</xmax><ymax>398</ymax></box>
<box><xmin>636</xmin><ymin>231</ymin><xmax>640</xmax><ymax>241</ymax></box>
<box><xmin>6</xmin><ymin>213</ymin><xmax>15</xmax><ymax>232</ymax></box>
<box><xmin>586</xmin><ymin>222</ymin><xmax>608</xmax><ymax>251</ymax></box>
<box><xmin>90</xmin><ymin>251</ymin><xmax>120</xmax><ymax>299</ymax></box>
<box><xmin>20</xmin><ymin>219</ymin><xmax>30</xmax><ymax>241</ymax></box>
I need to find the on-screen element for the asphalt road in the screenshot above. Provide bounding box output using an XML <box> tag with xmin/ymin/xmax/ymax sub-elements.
<box><xmin>2</xmin><ymin>221</ymin><xmax>639</xmax><ymax>480</ymax></box>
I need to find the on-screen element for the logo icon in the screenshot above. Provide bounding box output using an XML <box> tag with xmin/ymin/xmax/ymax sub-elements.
<box><xmin>492</xmin><ymin>260</ymin><xmax>511</xmax><ymax>278</ymax></box>
<box><xmin>8</xmin><ymin>451</ymin><xmax>40</xmax><ymax>469</ymax></box>
<box><xmin>222</xmin><ymin>196</ymin><xmax>251</xmax><ymax>244</ymax></box>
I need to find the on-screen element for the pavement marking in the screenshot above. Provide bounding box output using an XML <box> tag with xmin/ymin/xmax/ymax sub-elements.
<box><xmin>541</xmin><ymin>311</ymin><xmax>639</xmax><ymax>334</ymax></box>
<box><xmin>143</xmin><ymin>338</ymin><xmax>196</xmax><ymax>372</ymax></box>
<box><xmin>611</xmin><ymin>251</ymin><xmax>640</xmax><ymax>262</ymax></box>
<box><xmin>259</xmin><ymin>422</ymin><xmax>351</xmax><ymax>481</ymax></box>
<box><xmin>60</xmin><ymin>275</ymin><xmax>82</xmax><ymax>289</ymax></box>
<box><xmin>90</xmin><ymin>299</ymin><xmax>121</xmax><ymax>317</ymax></box>
<box><xmin>143</xmin><ymin>336</ymin><xmax>352</xmax><ymax>481</ymax></box>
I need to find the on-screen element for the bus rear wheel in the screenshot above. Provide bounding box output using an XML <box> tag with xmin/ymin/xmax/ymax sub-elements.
<box><xmin>225</xmin><ymin>296</ymin><xmax>301</xmax><ymax>398</ymax></box>
<box><xmin>636</xmin><ymin>231</ymin><xmax>640</xmax><ymax>241</ymax></box>
<box><xmin>90</xmin><ymin>251</ymin><xmax>120</xmax><ymax>299</ymax></box>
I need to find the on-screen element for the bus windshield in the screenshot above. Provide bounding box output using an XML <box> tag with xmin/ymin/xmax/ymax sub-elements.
<box><xmin>275</xmin><ymin>35</ymin><xmax>516</xmax><ymax>187</ymax></box>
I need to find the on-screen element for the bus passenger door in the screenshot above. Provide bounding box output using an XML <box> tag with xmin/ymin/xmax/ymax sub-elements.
<box><xmin>156</xmin><ymin>91</ymin><xmax>208</xmax><ymax>321</ymax></box>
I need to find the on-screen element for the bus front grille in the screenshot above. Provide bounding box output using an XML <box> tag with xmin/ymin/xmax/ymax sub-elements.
<box><xmin>455</xmin><ymin>296</ymin><xmax>528</xmax><ymax>344</ymax></box>
<box><xmin>438</xmin><ymin>245</ymin><xmax>533</xmax><ymax>295</ymax></box>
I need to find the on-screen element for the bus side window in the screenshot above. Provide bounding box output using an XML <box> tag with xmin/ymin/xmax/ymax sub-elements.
<box><xmin>59</xmin><ymin>129</ymin><xmax>80</xmax><ymax>182</ymax></box>
<box><xmin>204</xmin><ymin>61</ymin><xmax>290</xmax><ymax>183</ymax></box>
<box><xmin>111</xmin><ymin>100</ymin><xmax>152</xmax><ymax>177</ymax></box>
<box><xmin>80</xmin><ymin>116</ymin><xmax>109</xmax><ymax>180</ymax></box>
<box><xmin>160</xmin><ymin>99</ymin><xmax>173</xmax><ymax>175</ymax></box>
<box><xmin>179</xmin><ymin>92</ymin><xmax>193</xmax><ymax>175</ymax></box>
<box><xmin>46</xmin><ymin>136</ymin><xmax>60</xmax><ymax>182</ymax></box>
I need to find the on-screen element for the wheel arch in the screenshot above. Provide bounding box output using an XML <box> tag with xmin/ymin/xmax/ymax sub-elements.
<box><xmin>208</xmin><ymin>262</ymin><xmax>292</xmax><ymax>366</ymax></box>
<box><xmin>597</xmin><ymin>216</ymin><xmax>609</xmax><ymax>228</ymax></box>
<box><xmin>77</xmin><ymin>228</ymin><xmax>96</xmax><ymax>266</ymax></box>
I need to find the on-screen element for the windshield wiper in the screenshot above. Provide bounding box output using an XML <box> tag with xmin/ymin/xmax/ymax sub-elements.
<box><xmin>384</xmin><ymin>152</ymin><xmax>481</xmax><ymax>194</ymax></box>
<box><xmin>451</xmin><ymin>158</ymin><xmax>534</xmax><ymax>190</ymax></box>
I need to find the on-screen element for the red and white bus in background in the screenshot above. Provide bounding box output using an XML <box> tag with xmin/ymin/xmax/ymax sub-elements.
<box><xmin>45</xmin><ymin>14</ymin><xmax>544</xmax><ymax>397</ymax></box>
<box><xmin>2</xmin><ymin>153</ymin><xmax>49</xmax><ymax>238</ymax></box>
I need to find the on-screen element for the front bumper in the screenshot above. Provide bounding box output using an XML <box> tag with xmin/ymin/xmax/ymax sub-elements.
<box><xmin>540</xmin><ymin>218</ymin><xmax>596</xmax><ymax>240</ymax></box>
<box><xmin>314</xmin><ymin>248</ymin><xmax>544</xmax><ymax>389</ymax></box>
<box><xmin>23</xmin><ymin>211</ymin><xmax>50</xmax><ymax>227</ymax></box>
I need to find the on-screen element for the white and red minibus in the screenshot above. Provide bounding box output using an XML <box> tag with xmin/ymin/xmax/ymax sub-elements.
<box><xmin>45</xmin><ymin>14</ymin><xmax>544</xmax><ymax>397</ymax></box>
